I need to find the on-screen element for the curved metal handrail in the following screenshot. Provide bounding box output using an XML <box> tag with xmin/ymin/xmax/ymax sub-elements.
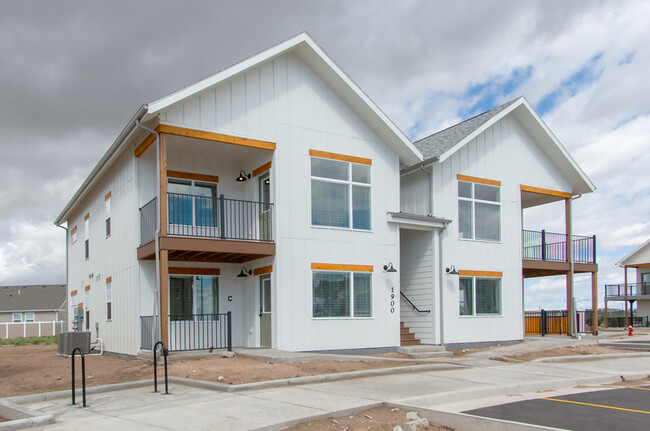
<box><xmin>153</xmin><ymin>341</ymin><xmax>169</xmax><ymax>394</ymax></box>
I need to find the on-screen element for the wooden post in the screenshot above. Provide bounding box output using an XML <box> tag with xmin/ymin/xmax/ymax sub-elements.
<box><xmin>565</xmin><ymin>198</ymin><xmax>573</xmax><ymax>336</ymax></box>
<box><xmin>623</xmin><ymin>266</ymin><xmax>630</xmax><ymax>328</ymax></box>
<box><xmin>591</xmin><ymin>271</ymin><xmax>598</xmax><ymax>335</ymax></box>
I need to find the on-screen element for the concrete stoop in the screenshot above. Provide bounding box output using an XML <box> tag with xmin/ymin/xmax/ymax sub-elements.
<box><xmin>398</xmin><ymin>345</ymin><xmax>452</xmax><ymax>359</ymax></box>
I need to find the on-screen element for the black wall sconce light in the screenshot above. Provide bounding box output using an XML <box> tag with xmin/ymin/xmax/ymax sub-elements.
<box><xmin>237</xmin><ymin>267</ymin><xmax>252</xmax><ymax>278</ymax></box>
<box><xmin>236</xmin><ymin>170</ymin><xmax>251</xmax><ymax>182</ymax></box>
<box><xmin>383</xmin><ymin>262</ymin><xmax>397</xmax><ymax>273</ymax></box>
<box><xmin>445</xmin><ymin>265</ymin><xmax>459</xmax><ymax>275</ymax></box>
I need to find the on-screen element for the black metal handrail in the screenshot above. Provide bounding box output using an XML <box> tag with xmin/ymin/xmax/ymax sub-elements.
<box><xmin>605</xmin><ymin>283</ymin><xmax>650</xmax><ymax>297</ymax></box>
<box><xmin>400</xmin><ymin>292</ymin><xmax>430</xmax><ymax>313</ymax></box>
<box><xmin>168</xmin><ymin>312</ymin><xmax>232</xmax><ymax>352</ymax></box>
<box><xmin>522</xmin><ymin>229</ymin><xmax>596</xmax><ymax>264</ymax></box>
<box><xmin>153</xmin><ymin>341</ymin><xmax>169</xmax><ymax>394</ymax></box>
<box><xmin>71</xmin><ymin>347</ymin><xmax>87</xmax><ymax>407</ymax></box>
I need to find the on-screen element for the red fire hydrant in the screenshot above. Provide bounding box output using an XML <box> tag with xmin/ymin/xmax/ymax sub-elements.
<box><xmin>628</xmin><ymin>326</ymin><xmax>634</xmax><ymax>336</ymax></box>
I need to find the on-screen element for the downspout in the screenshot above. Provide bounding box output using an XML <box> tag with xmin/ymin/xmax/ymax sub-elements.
<box><xmin>55</xmin><ymin>224</ymin><xmax>69</xmax><ymax>329</ymax></box>
<box><xmin>135</xmin><ymin>120</ymin><xmax>161</xmax><ymax>347</ymax></box>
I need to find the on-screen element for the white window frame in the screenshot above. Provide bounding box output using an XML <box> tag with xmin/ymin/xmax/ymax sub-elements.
<box><xmin>458</xmin><ymin>180</ymin><xmax>501</xmax><ymax>241</ymax></box>
<box><xmin>71</xmin><ymin>226</ymin><xmax>78</xmax><ymax>244</ymax></box>
<box><xmin>12</xmin><ymin>313</ymin><xmax>22</xmax><ymax>323</ymax></box>
<box><xmin>459</xmin><ymin>275</ymin><xmax>502</xmax><ymax>316</ymax></box>
<box><xmin>24</xmin><ymin>312</ymin><xmax>35</xmax><ymax>323</ymax></box>
<box><xmin>84</xmin><ymin>215</ymin><xmax>90</xmax><ymax>260</ymax></box>
<box><xmin>310</xmin><ymin>156</ymin><xmax>372</xmax><ymax>231</ymax></box>
<box><xmin>311</xmin><ymin>270</ymin><xmax>373</xmax><ymax>319</ymax></box>
<box><xmin>167</xmin><ymin>178</ymin><xmax>219</xmax><ymax>234</ymax></box>
<box><xmin>106</xmin><ymin>278</ymin><xmax>112</xmax><ymax>321</ymax></box>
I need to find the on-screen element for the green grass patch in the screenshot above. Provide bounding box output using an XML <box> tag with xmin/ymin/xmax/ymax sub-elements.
<box><xmin>0</xmin><ymin>335</ymin><xmax>58</xmax><ymax>346</ymax></box>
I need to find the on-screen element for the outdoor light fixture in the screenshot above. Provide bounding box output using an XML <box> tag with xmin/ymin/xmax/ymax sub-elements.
<box><xmin>236</xmin><ymin>170</ymin><xmax>251</xmax><ymax>182</ymax></box>
<box><xmin>237</xmin><ymin>267</ymin><xmax>252</xmax><ymax>278</ymax></box>
<box><xmin>445</xmin><ymin>265</ymin><xmax>459</xmax><ymax>275</ymax></box>
<box><xmin>383</xmin><ymin>262</ymin><xmax>397</xmax><ymax>273</ymax></box>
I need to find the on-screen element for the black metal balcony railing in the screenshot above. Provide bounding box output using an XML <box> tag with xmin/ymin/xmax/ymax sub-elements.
<box><xmin>140</xmin><ymin>313</ymin><xmax>232</xmax><ymax>352</ymax></box>
<box><xmin>522</xmin><ymin>229</ymin><xmax>596</xmax><ymax>264</ymax></box>
<box><xmin>605</xmin><ymin>283</ymin><xmax>650</xmax><ymax>297</ymax></box>
<box><xmin>139</xmin><ymin>193</ymin><xmax>274</xmax><ymax>246</ymax></box>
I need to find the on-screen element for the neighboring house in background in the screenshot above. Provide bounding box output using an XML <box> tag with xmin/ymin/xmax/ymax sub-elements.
<box><xmin>54</xmin><ymin>33</ymin><xmax>597</xmax><ymax>357</ymax></box>
<box><xmin>604</xmin><ymin>238</ymin><xmax>650</xmax><ymax>327</ymax></box>
<box><xmin>0</xmin><ymin>284</ymin><xmax>67</xmax><ymax>339</ymax></box>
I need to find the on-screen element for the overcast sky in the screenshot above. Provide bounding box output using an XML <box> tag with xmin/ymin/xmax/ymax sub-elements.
<box><xmin>1</xmin><ymin>1</ymin><xmax>648</xmax><ymax>310</ymax></box>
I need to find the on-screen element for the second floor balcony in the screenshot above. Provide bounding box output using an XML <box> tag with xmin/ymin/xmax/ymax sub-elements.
<box><xmin>522</xmin><ymin>229</ymin><xmax>597</xmax><ymax>278</ymax></box>
<box><xmin>605</xmin><ymin>283</ymin><xmax>650</xmax><ymax>299</ymax></box>
<box><xmin>138</xmin><ymin>193</ymin><xmax>274</xmax><ymax>263</ymax></box>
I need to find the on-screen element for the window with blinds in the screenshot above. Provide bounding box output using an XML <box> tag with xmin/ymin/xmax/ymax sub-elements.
<box><xmin>311</xmin><ymin>157</ymin><xmax>371</xmax><ymax>230</ymax></box>
<box><xmin>312</xmin><ymin>271</ymin><xmax>372</xmax><ymax>318</ymax></box>
<box><xmin>458</xmin><ymin>180</ymin><xmax>500</xmax><ymax>241</ymax></box>
<box><xmin>459</xmin><ymin>276</ymin><xmax>501</xmax><ymax>316</ymax></box>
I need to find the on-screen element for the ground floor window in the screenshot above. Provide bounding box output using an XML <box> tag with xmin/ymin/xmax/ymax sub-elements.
<box><xmin>312</xmin><ymin>271</ymin><xmax>372</xmax><ymax>318</ymax></box>
<box><xmin>12</xmin><ymin>313</ymin><xmax>21</xmax><ymax>322</ymax></box>
<box><xmin>459</xmin><ymin>276</ymin><xmax>501</xmax><ymax>316</ymax></box>
<box><xmin>170</xmin><ymin>275</ymin><xmax>219</xmax><ymax>320</ymax></box>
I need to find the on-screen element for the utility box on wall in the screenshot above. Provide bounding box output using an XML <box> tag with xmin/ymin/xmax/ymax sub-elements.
<box><xmin>58</xmin><ymin>331</ymin><xmax>91</xmax><ymax>354</ymax></box>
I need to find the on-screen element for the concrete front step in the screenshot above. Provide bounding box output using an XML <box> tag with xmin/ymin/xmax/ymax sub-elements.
<box><xmin>398</xmin><ymin>345</ymin><xmax>453</xmax><ymax>358</ymax></box>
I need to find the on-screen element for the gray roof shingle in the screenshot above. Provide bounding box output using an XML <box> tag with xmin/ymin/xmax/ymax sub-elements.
<box><xmin>0</xmin><ymin>284</ymin><xmax>66</xmax><ymax>312</ymax></box>
<box><xmin>414</xmin><ymin>98</ymin><xmax>520</xmax><ymax>159</ymax></box>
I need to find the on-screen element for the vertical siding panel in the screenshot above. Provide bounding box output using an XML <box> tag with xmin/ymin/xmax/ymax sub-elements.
<box><xmin>245</xmin><ymin>68</ymin><xmax>261</xmax><ymax>137</ymax></box>
<box><xmin>273</xmin><ymin>56</ymin><xmax>288</xmax><ymax>125</ymax></box>
<box><xmin>183</xmin><ymin>97</ymin><xmax>201</xmax><ymax>128</ymax></box>
<box><xmin>216</xmin><ymin>82</ymin><xmax>232</xmax><ymax>133</ymax></box>
<box><xmin>166</xmin><ymin>104</ymin><xmax>183</xmax><ymax>124</ymax></box>
<box><xmin>200</xmin><ymin>90</ymin><xmax>217</xmax><ymax>130</ymax></box>
<box><xmin>286</xmin><ymin>53</ymin><xmax>301</xmax><ymax>127</ymax></box>
<box><xmin>259</xmin><ymin>61</ymin><xmax>275</xmax><ymax>138</ymax></box>
<box><xmin>231</xmin><ymin>75</ymin><xmax>246</xmax><ymax>134</ymax></box>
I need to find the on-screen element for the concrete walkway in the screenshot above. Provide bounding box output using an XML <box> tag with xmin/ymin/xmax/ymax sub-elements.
<box><xmin>8</xmin><ymin>336</ymin><xmax>650</xmax><ymax>431</ymax></box>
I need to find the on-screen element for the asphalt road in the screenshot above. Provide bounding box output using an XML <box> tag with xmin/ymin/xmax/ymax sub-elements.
<box><xmin>465</xmin><ymin>385</ymin><xmax>650</xmax><ymax>430</ymax></box>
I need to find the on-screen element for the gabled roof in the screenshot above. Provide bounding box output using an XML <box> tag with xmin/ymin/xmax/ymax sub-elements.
<box><xmin>617</xmin><ymin>238</ymin><xmax>650</xmax><ymax>267</ymax></box>
<box><xmin>55</xmin><ymin>33</ymin><xmax>422</xmax><ymax>225</ymax></box>
<box><xmin>0</xmin><ymin>284</ymin><xmax>66</xmax><ymax>312</ymax></box>
<box><xmin>411</xmin><ymin>97</ymin><xmax>595</xmax><ymax>195</ymax></box>
<box><xmin>414</xmin><ymin>98</ymin><xmax>518</xmax><ymax>159</ymax></box>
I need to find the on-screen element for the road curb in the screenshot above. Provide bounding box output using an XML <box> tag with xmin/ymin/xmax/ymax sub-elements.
<box><xmin>532</xmin><ymin>352</ymin><xmax>650</xmax><ymax>363</ymax></box>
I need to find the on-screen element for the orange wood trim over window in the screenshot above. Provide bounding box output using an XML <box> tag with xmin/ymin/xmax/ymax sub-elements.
<box><xmin>169</xmin><ymin>267</ymin><xmax>221</xmax><ymax>276</ymax></box>
<box><xmin>70</xmin><ymin>226</ymin><xmax>78</xmax><ymax>235</ymax></box>
<box><xmin>158</xmin><ymin>124</ymin><xmax>276</xmax><ymax>151</ymax></box>
<box><xmin>254</xmin><ymin>265</ymin><xmax>273</xmax><ymax>276</ymax></box>
<box><xmin>458</xmin><ymin>270</ymin><xmax>503</xmax><ymax>277</ymax></box>
<box><xmin>253</xmin><ymin>161</ymin><xmax>272</xmax><ymax>177</ymax></box>
<box><xmin>106</xmin><ymin>276</ymin><xmax>112</xmax><ymax>283</ymax></box>
<box><xmin>84</xmin><ymin>285</ymin><xmax>91</xmax><ymax>291</ymax></box>
<box><xmin>309</xmin><ymin>149</ymin><xmax>372</xmax><ymax>165</ymax></box>
<box><xmin>311</xmin><ymin>263</ymin><xmax>373</xmax><ymax>272</ymax></box>
<box><xmin>457</xmin><ymin>174</ymin><xmax>501</xmax><ymax>186</ymax></box>
<box><xmin>104</xmin><ymin>191</ymin><xmax>111</xmax><ymax>201</ymax></box>
<box><xmin>84</xmin><ymin>213</ymin><xmax>90</xmax><ymax>221</ymax></box>
<box><xmin>167</xmin><ymin>170</ymin><xmax>219</xmax><ymax>183</ymax></box>
<box><xmin>78</xmin><ymin>302</ymin><xmax>83</xmax><ymax>308</ymax></box>
<box><xmin>134</xmin><ymin>132</ymin><xmax>157</xmax><ymax>157</ymax></box>
<box><xmin>70</xmin><ymin>290</ymin><xmax>78</xmax><ymax>296</ymax></box>
<box><xmin>520</xmin><ymin>185</ymin><xmax>572</xmax><ymax>199</ymax></box>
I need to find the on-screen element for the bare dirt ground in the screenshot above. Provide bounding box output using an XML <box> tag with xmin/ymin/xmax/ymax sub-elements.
<box><xmin>492</xmin><ymin>345</ymin><xmax>639</xmax><ymax>362</ymax></box>
<box><xmin>282</xmin><ymin>406</ymin><xmax>452</xmax><ymax>431</ymax></box>
<box><xmin>0</xmin><ymin>344</ymin><xmax>424</xmax><ymax>398</ymax></box>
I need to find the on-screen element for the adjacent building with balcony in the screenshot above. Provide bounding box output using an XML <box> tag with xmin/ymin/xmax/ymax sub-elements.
<box><xmin>604</xmin><ymin>238</ymin><xmax>650</xmax><ymax>327</ymax></box>
<box><xmin>55</xmin><ymin>33</ymin><xmax>597</xmax><ymax>356</ymax></box>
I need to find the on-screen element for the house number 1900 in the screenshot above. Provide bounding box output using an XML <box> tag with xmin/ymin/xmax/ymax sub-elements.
<box><xmin>390</xmin><ymin>287</ymin><xmax>395</xmax><ymax>313</ymax></box>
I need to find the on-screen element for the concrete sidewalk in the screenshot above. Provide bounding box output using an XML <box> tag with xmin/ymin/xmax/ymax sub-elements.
<box><xmin>13</xmin><ymin>350</ymin><xmax>650</xmax><ymax>430</ymax></box>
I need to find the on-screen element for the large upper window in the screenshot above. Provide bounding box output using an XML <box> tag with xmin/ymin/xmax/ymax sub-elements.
<box><xmin>458</xmin><ymin>179</ymin><xmax>501</xmax><ymax>241</ymax></box>
<box><xmin>312</xmin><ymin>270</ymin><xmax>372</xmax><ymax>318</ymax></box>
<box><xmin>311</xmin><ymin>155</ymin><xmax>371</xmax><ymax>230</ymax></box>
<box><xmin>168</xmin><ymin>178</ymin><xmax>218</xmax><ymax>230</ymax></box>
<box><xmin>459</xmin><ymin>276</ymin><xmax>502</xmax><ymax>316</ymax></box>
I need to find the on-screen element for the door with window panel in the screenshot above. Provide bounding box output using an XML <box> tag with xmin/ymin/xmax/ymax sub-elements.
<box><xmin>167</xmin><ymin>179</ymin><xmax>218</xmax><ymax>237</ymax></box>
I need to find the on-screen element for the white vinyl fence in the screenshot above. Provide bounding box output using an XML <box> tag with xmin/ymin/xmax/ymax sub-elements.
<box><xmin>0</xmin><ymin>321</ymin><xmax>65</xmax><ymax>339</ymax></box>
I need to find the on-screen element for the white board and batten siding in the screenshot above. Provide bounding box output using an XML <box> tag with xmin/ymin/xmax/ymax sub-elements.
<box><xmin>67</xmin><ymin>150</ymin><xmax>141</xmax><ymax>355</ymax></box>
<box><xmin>157</xmin><ymin>51</ymin><xmax>402</xmax><ymax>352</ymax></box>
<box><xmin>399</xmin><ymin>230</ymin><xmax>435</xmax><ymax>344</ymax></box>
<box><xmin>433</xmin><ymin>114</ymin><xmax>574</xmax><ymax>344</ymax></box>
